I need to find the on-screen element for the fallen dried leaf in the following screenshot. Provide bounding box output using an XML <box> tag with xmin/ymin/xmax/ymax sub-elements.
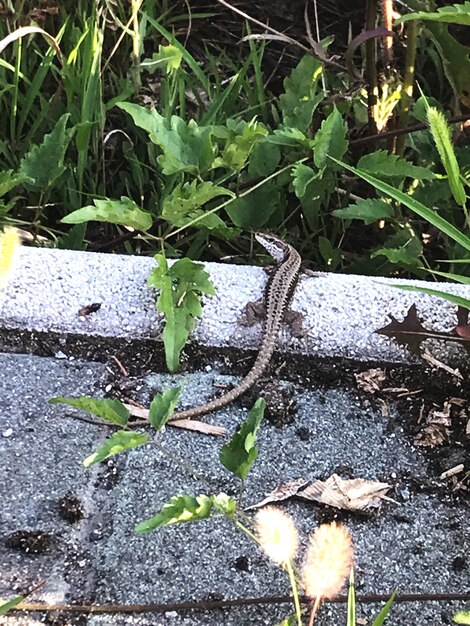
<box><xmin>355</xmin><ymin>368</ymin><xmax>386</xmax><ymax>393</ymax></box>
<box><xmin>298</xmin><ymin>474</ymin><xmax>392</xmax><ymax>512</ymax></box>
<box><xmin>414</xmin><ymin>402</ymin><xmax>452</xmax><ymax>447</ymax></box>
<box><xmin>245</xmin><ymin>478</ymin><xmax>309</xmax><ymax>510</ymax></box>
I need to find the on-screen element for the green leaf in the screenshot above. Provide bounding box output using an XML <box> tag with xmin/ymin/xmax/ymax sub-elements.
<box><xmin>141</xmin><ymin>44</ymin><xmax>183</xmax><ymax>73</ymax></box>
<box><xmin>299</xmin><ymin>174</ymin><xmax>335</xmax><ymax>231</ymax></box>
<box><xmin>424</xmin><ymin>21</ymin><xmax>470</xmax><ymax>108</ymax></box>
<box><xmin>292</xmin><ymin>163</ymin><xmax>315</xmax><ymax>199</ymax></box>
<box><xmin>219</xmin><ymin>398</ymin><xmax>265</xmax><ymax>480</ymax></box>
<box><xmin>20</xmin><ymin>113</ymin><xmax>72</xmax><ymax>191</ymax></box>
<box><xmin>148</xmin><ymin>253</ymin><xmax>216</xmax><ymax>371</ymax></box>
<box><xmin>318</xmin><ymin>235</ymin><xmax>342</xmax><ymax>269</ymax></box>
<box><xmin>386</xmin><ymin>283</ymin><xmax>470</xmax><ymax>310</ymax></box>
<box><xmin>313</xmin><ymin>106</ymin><xmax>348</xmax><ymax>169</ymax></box>
<box><xmin>396</xmin><ymin>3</ymin><xmax>470</xmax><ymax>25</ymax></box>
<box><xmin>0</xmin><ymin>595</ymin><xmax>24</xmax><ymax>615</ymax></box>
<box><xmin>61</xmin><ymin>196</ymin><xmax>153</xmax><ymax>231</ymax></box>
<box><xmin>211</xmin><ymin>493</ymin><xmax>237</xmax><ymax>517</ymax></box>
<box><xmin>84</xmin><ymin>431</ymin><xmax>149</xmax><ymax>467</ymax></box>
<box><xmin>213</xmin><ymin>118</ymin><xmax>268</xmax><ymax>172</ymax></box>
<box><xmin>49</xmin><ymin>396</ymin><xmax>130</xmax><ymax>426</ymax></box>
<box><xmin>428</xmin><ymin>270</ymin><xmax>470</xmax><ymax>284</ymax></box>
<box><xmin>357</xmin><ymin>150</ymin><xmax>435</xmax><ymax>181</ymax></box>
<box><xmin>372</xmin><ymin>591</ymin><xmax>397</xmax><ymax>626</ymax></box>
<box><xmin>427</xmin><ymin>107</ymin><xmax>466</xmax><ymax>207</ymax></box>
<box><xmin>148</xmin><ymin>386</ymin><xmax>182</xmax><ymax>429</ymax></box>
<box><xmin>224</xmin><ymin>182</ymin><xmax>279</xmax><ymax>229</ymax></box>
<box><xmin>279</xmin><ymin>54</ymin><xmax>324</xmax><ymax>132</ymax></box>
<box><xmin>372</xmin><ymin>230</ymin><xmax>423</xmax><ymax>268</ymax></box>
<box><xmin>248</xmin><ymin>141</ymin><xmax>281</xmax><ymax>177</ymax></box>
<box><xmin>346</xmin><ymin>570</ymin><xmax>356</xmax><ymax>626</ymax></box>
<box><xmin>454</xmin><ymin>611</ymin><xmax>470</xmax><ymax>625</ymax></box>
<box><xmin>118</xmin><ymin>102</ymin><xmax>215</xmax><ymax>175</ymax></box>
<box><xmin>330</xmin><ymin>158</ymin><xmax>470</xmax><ymax>253</ymax></box>
<box><xmin>274</xmin><ymin>615</ymin><xmax>299</xmax><ymax>626</ymax></box>
<box><xmin>333</xmin><ymin>199</ymin><xmax>395</xmax><ymax>225</ymax></box>
<box><xmin>135</xmin><ymin>493</ymin><xmax>225</xmax><ymax>533</ymax></box>
<box><xmin>269</xmin><ymin>127</ymin><xmax>313</xmax><ymax>148</ymax></box>
<box><xmin>161</xmin><ymin>180</ymin><xmax>235</xmax><ymax>236</ymax></box>
<box><xmin>0</xmin><ymin>170</ymin><xmax>32</xmax><ymax>197</ymax></box>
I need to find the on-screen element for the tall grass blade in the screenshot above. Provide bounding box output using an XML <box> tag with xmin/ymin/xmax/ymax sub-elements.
<box><xmin>330</xmin><ymin>158</ymin><xmax>470</xmax><ymax>253</ymax></box>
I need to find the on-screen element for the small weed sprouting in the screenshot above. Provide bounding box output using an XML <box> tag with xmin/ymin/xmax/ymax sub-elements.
<box><xmin>147</xmin><ymin>251</ymin><xmax>216</xmax><ymax>372</ymax></box>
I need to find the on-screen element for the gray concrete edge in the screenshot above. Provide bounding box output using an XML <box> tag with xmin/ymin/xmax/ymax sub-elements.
<box><xmin>0</xmin><ymin>247</ymin><xmax>469</xmax><ymax>364</ymax></box>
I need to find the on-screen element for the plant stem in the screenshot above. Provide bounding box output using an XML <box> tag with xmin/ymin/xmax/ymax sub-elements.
<box><xmin>365</xmin><ymin>0</ymin><xmax>378</xmax><ymax>141</ymax></box>
<box><xmin>286</xmin><ymin>561</ymin><xmax>303</xmax><ymax>626</ymax></box>
<box><xmin>308</xmin><ymin>596</ymin><xmax>321</xmax><ymax>626</ymax></box>
<box><xmin>396</xmin><ymin>20</ymin><xmax>418</xmax><ymax>156</ymax></box>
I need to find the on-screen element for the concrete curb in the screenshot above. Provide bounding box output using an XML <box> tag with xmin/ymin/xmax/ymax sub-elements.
<box><xmin>0</xmin><ymin>247</ymin><xmax>469</xmax><ymax>364</ymax></box>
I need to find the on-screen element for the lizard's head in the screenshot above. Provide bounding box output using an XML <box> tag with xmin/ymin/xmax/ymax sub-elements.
<box><xmin>254</xmin><ymin>232</ymin><xmax>290</xmax><ymax>262</ymax></box>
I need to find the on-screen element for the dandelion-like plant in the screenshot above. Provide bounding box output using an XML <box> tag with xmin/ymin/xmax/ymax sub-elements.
<box><xmin>302</xmin><ymin>522</ymin><xmax>354</xmax><ymax>626</ymax></box>
<box><xmin>255</xmin><ymin>506</ymin><xmax>302</xmax><ymax>626</ymax></box>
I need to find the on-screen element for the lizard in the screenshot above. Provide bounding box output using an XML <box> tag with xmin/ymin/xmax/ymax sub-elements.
<box><xmin>126</xmin><ymin>232</ymin><xmax>302</xmax><ymax>426</ymax></box>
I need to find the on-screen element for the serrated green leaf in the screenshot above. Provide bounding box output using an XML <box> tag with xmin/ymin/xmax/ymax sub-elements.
<box><xmin>49</xmin><ymin>396</ymin><xmax>130</xmax><ymax>426</ymax></box>
<box><xmin>141</xmin><ymin>44</ymin><xmax>183</xmax><ymax>73</ymax></box>
<box><xmin>135</xmin><ymin>493</ymin><xmax>217</xmax><ymax>533</ymax></box>
<box><xmin>0</xmin><ymin>595</ymin><xmax>24</xmax><ymax>615</ymax></box>
<box><xmin>61</xmin><ymin>196</ymin><xmax>152</xmax><ymax>230</ymax></box>
<box><xmin>118</xmin><ymin>102</ymin><xmax>215</xmax><ymax>175</ymax></box>
<box><xmin>148</xmin><ymin>253</ymin><xmax>216</xmax><ymax>371</ymax></box>
<box><xmin>396</xmin><ymin>3</ymin><xmax>470</xmax><ymax>25</ymax></box>
<box><xmin>161</xmin><ymin>180</ymin><xmax>235</xmax><ymax>236</ymax></box>
<box><xmin>279</xmin><ymin>55</ymin><xmax>324</xmax><ymax>132</ymax></box>
<box><xmin>213</xmin><ymin>118</ymin><xmax>268</xmax><ymax>172</ymax></box>
<box><xmin>313</xmin><ymin>106</ymin><xmax>348</xmax><ymax>169</ymax></box>
<box><xmin>427</xmin><ymin>107</ymin><xmax>466</xmax><ymax>207</ymax></box>
<box><xmin>0</xmin><ymin>171</ymin><xmax>32</xmax><ymax>197</ymax></box>
<box><xmin>149</xmin><ymin>386</ymin><xmax>182</xmax><ymax>429</ymax></box>
<box><xmin>357</xmin><ymin>150</ymin><xmax>435</xmax><ymax>181</ymax></box>
<box><xmin>372</xmin><ymin>230</ymin><xmax>423</xmax><ymax>267</ymax></box>
<box><xmin>219</xmin><ymin>398</ymin><xmax>265</xmax><ymax>480</ymax></box>
<box><xmin>20</xmin><ymin>113</ymin><xmax>71</xmax><ymax>191</ymax></box>
<box><xmin>292</xmin><ymin>163</ymin><xmax>315</xmax><ymax>199</ymax></box>
<box><xmin>333</xmin><ymin>199</ymin><xmax>395</xmax><ymax>225</ymax></box>
<box><xmin>84</xmin><ymin>431</ymin><xmax>148</xmax><ymax>467</ymax></box>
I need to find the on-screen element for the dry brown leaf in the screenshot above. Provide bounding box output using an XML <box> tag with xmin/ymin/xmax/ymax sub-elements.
<box><xmin>245</xmin><ymin>478</ymin><xmax>309</xmax><ymax>510</ymax></box>
<box><xmin>414</xmin><ymin>402</ymin><xmax>452</xmax><ymax>447</ymax></box>
<box><xmin>298</xmin><ymin>474</ymin><xmax>392</xmax><ymax>512</ymax></box>
<box><xmin>355</xmin><ymin>368</ymin><xmax>386</xmax><ymax>393</ymax></box>
<box><xmin>122</xmin><ymin>403</ymin><xmax>226</xmax><ymax>437</ymax></box>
